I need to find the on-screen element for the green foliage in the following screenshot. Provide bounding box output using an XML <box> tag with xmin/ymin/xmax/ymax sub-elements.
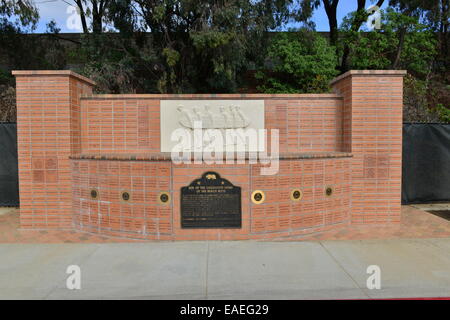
<box><xmin>102</xmin><ymin>0</ymin><xmax>296</xmax><ymax>93</ymax></box>
<box><xmin>256</xmin><ymin>31</ymin><xmax>338</xmax><ymax>93</ymax></box>
<box><xmin>0</xmin><ymin>2</ymin><xmax>63</xmax><ymax>121</ymax></box>
<box><xmin>339</xmin><ymin>8</ymin><xmax>437</xmax><ymax>77</ymax></box>
<box><xmin>402</xmin><ymin>73</ymin><xmax>450</xmax><ymax>123</ymax></box>
<box><xmin>403</xmin><ymin>74</ymin><xmax>440</xmax><ymax>122</ymax></box>
<box><xmin>0</xmin><ymin>27</ymin><xmax>67</xmax><ymax>87</ymax></box>
<box><xmin>339</xmin><ymin>12</ymin><xmax>391</xmax><ymax>70</ymax></box>
<box><xmin>162</xmin><ymin>47</ymin><xmax>180</xmax><ymax>67</ymax></box>
<box><xmin>0</xmin><ymin>0</ymin><xmax>39</xmax><ymax>30</ymax></box>
<box><xmin>436</xmin><ymin>104</ymin><xmax>450</xmax><ymax>123</ymax></box>
<box><xmin>78</xmin><ymin>33</ymin><xmax>159</xmax><ymax>94</ymax></box>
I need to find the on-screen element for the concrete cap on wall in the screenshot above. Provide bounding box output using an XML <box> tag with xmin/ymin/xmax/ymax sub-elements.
<box><xmin>329</xmin><ymin>70</ymin><xmax>407</xmax><ymax>86</ymax></box>
<box><xmin>12</xmin><ymin>70</ymin><xmax>96</xmax><ymax>86</ymax></box>
<box><xmin>80</xmin><ymin>93</ymin><xmax>343</xmax><ymax>100</ymax></box>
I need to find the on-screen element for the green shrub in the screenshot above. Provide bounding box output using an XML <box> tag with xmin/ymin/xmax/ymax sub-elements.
<box><xmin>436</xmin><ymin>104</ymin><xmax>450</xmax><ymax>123</ymax></box>
<box><xmin>256</xmin><ymin>30</ymin><xmax>338</xmax><ymax>93</ymax></box>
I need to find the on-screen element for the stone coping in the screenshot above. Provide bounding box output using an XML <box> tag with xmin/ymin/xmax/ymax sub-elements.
<box><xmin>70</xmin><ymin>152</ymin><xmax>353</xmax><ymax>161</ymax></box>
<box><xmin>12</xmin><ymin>70</ymin><xmax>96</xmax><ymax>86</ymax></box>
<box><xmin>329</xmin><ymin>69</ymin><xmax>407</xmax><ymax>86</ymax></box>
<box><xmin>80</xmin><ymin>93</ymin><xmax>343</xmax><ymax>100</ymax></box>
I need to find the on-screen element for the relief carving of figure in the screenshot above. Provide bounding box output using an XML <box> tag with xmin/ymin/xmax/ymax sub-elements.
<box><xmin>178</xmin><ymin>105</ymin><xmax>250</xmax><ymax>129</ymax></box>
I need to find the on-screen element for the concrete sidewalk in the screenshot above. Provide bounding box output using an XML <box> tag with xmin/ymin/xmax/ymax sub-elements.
<box><xmin>1</xmin><ymin>239</ymin><xmax>450</xmax><ymax>299</ymax></box>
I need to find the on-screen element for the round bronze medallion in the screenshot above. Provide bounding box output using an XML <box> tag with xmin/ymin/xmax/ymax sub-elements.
<box><xmin>158</xmin><ymin>192</ymin><xmax>170</xmax><ymax>204</ymax></box>
<box><xmin>90</xmin><ymin>189</ymin><xmax>98</xmax><ymax>199</ymax></box>
<box><xmin>325</xmin><ymin>186</ymin><xmax>333</xmax><ymax>197</ymax></box>
<box><xmin>121</xmin><ymin>191</ymin><xmax>130</xmax><ymax>201</ymax></box>
<box><xmin>290</xmin><ymin>189</ymin><xmax>303</xmax><ymax>201</ymax></box>
<box><xmin>251</xmin><ymin>190</ymin><xmax>265</xmax><ymax>204</ymax></box>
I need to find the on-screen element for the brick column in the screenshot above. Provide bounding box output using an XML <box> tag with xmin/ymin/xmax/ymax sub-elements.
<box><xmin>331</xmin><ymin>70</ymin><xmax>406</xmax><ymax>224</ymax></box>
<box><xmin>13</xmin><ymin>70</ymin><xmax>95</xmax><ymax>228</ymax></box>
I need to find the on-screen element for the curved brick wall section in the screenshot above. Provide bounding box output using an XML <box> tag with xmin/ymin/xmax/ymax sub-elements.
<box><xmin>72</xmin><ymin>160</ymin><xmax>172</xmax><ymax>237</ymax></box>
<box><xmin>249</xmin><ymin>158</ymin><xmax>351</xmax><ymax>235</ymax></box>
<box><xmin>71</xmin><ymin>156</ymin><xmax>351</xmax><ymax>240</ymax></box>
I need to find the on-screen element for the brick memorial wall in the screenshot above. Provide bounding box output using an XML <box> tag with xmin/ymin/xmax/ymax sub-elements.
<box><xmin>13</xmin><ymin>70</ymin><xmax>406</xmax><ymax>240</ymax></box>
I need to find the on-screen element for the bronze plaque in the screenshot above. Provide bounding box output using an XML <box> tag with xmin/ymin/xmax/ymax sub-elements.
<box><xmin>181</xmin><ymin>172</ymin><xmax>241</xmax><ymax>228</ymax></box>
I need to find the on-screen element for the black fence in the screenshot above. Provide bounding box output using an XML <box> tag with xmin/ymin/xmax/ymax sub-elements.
<box><xmin>0</xmin><ymin>123</ymin><xmax>19</xmax><ymax>206</ymax></box>
<box><xmin>0</xmin><ymin>123</ymin><xmax>449</xmax><ymax>207</ymax></box>
<box><xmin>402</xmin><ymin>123</ymin><xmax>450</xmax><ymax>204</ymax></box>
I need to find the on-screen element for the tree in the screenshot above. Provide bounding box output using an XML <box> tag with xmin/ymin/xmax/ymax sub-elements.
<box><xmin>299</xmin><ymin>0</ymin><xmax>385</xmax><ymax>71</ymax></box>
<box><xmin>0</xmin><ymin>0</ymin><xmax>39</xmax><ymax>29</ymax></box>
<box><xmin>0</xmin><ymin>0</ymin><xmax>40</xmax><ymax>87</ymax></box>
<box><xmin>85</xmin><ymin>0</ymin><xmax>299</xmax><ymax>93</ymax></box>
<box><xmin>73</xmin><ymin>0</ymin><xmax>110</xmax><ymax>33</ymax></box>
<box><xmin>0</xmin><ymin>1</ymin><xmax>72</xmax><ymax>121</ymax></box>
<box><xmin>255</xmin><ymin>30</ymin><xmax>338</xmax><ymax>93</ymax></box>
<box><xmin>340</xmin><ymin>0</ymin><xmax>385</xmax><ymax>71</ymax></box>
<box><xmin>390</xmin><ymin>0</ymin><xmax>450</xmax><ymax>71</ymax></box>
<box><xmin>340</xmin><ymin>8</ymin><xmax>437</xmax><ymax>77</ymax></box>
<box><xmin>0</xmin><ymin>1</ymin><xmax>37</xmax><ymax>121</ymax></box>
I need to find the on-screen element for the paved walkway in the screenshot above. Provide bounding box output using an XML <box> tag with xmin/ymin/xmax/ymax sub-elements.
<box><xmin>0</xmin><ymin>239</ymin><xmax>449</xmax><ymax>299</ymax></box>
<box><xmin>1</xmin><ymin>205</ymin><xmax>450</xmax><ymax>242</ymax></box>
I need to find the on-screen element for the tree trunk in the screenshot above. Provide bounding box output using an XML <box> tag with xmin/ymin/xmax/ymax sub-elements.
<box><xmin>441</xmin><ymin>0</ymin><xmax>449</xmax><ymax>69</ymax></box>
<box><xmin>75</xmin><ymin>0</ymin><xmax>89</xmax><ymax>33</ymax></box>
<box><xmin>92</xmin><ymin>0</ymin><xmax>102</xmax><ymax>33</ymax></box>
<box><xmin>323</xmin><ymin>0</ymin><xmax>339</xmax><ymax>47</ymax></box>
<box><xmin>391</xmin><ymin>28</ymin><xmax>406</xmax><ymax>69</ymax></box>
<box><xmin>92</xmin><ymin>15</ymin><xmax>102</xmax><ymax>33</ymax></box>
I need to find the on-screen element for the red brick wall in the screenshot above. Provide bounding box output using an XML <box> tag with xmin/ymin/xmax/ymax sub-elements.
<box><xmin>250</xmin><ymin>159</ymin><xmax>351</xmax><ymax>235</ymax></box>
<box><xmin>265</xmin><ymin>97</ymin><xmax>343</xmax><ymax>152</ymax></box>
<box><xmin>79</xmin><ymin>94</ymin><xmax>343</xmax><ymax>155</ymax></box>
<box><xmin>72</xmin><ymin>160</ymin><xmax>171</xmax><ymax>238</ymax></box>
<box><xmin>80</xmin><ymin>98</ymin><xmax>160</xmax><ymax>153</ymax></box>
<box><xmin>71</xmin><ymin>157</ymin><xmax>351</xmax><ymax>240</ymax></box>
<box><xmin>13</xmin><ymin>71</ymin><xmax>94</xmax><ymax>228</ymax></box>
<box><xmin>331</xmin><ymin>70</ymin><xmax>406</xmax><ymax>224</ymax></box>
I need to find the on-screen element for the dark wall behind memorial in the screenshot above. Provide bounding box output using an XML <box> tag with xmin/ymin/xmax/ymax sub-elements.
<box><xmin>402</xmin><ymin>123</ymin><xmax>450</xmax><ymax>204</ymax></box>
<box><xmin>0</xmin><ymin>123</ymin><xmax>19</xmax><ymax>206</ymax></box>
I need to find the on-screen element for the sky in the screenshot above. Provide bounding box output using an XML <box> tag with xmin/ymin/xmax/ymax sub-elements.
<box><xmin>32</xmin><ymin>0</ymin><xmax>390</xmax><ymax>33</ymax></box>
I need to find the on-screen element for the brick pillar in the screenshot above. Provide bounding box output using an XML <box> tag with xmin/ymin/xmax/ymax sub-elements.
<box><xmin>331</xmin><ymin>70</ymin><xmax>406</xmax><ymax>224</ymax></box>
<box><xmin>13</xmin><ymin>70</ymin><xmax>95</xmax><ymax>228</ymax></box>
